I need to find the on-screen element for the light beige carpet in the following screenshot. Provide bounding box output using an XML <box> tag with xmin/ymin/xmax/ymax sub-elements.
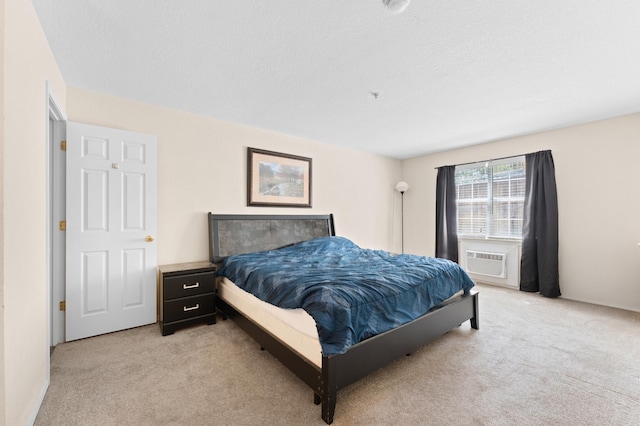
<box><xmin>35</xmin><ymin>284</ymin><xmax>640</xmax><ymax>425</ymax></box>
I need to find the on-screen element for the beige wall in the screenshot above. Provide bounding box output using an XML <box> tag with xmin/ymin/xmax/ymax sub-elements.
<box><xmin>1</xmin><ymin>0</ymin><xmax>67</xmax><ymax>424</ymax></box>
<box><xmin>65</xmin><ymin>87</ymin><xmax>403</xmax><ymax>264</ymax></box>
<box><xmin>0</xmin><ymin>0</ymin><xmax>6</xmax><ymax>421</ymax></box>
<box><xmin>402</xmin><ymin>113</ymin><xmax>640</xmax><ymax>312</ymax></box>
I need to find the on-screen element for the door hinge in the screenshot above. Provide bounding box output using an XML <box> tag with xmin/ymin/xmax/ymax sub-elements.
<box><xmin>60</xmin><ymin>140</ymin><xmax>67</xmax><ymax>151</ymax></box>
<box><xmin>59</xmin><ymin>220</ymin><xmax>66</xmax><ymax>231</ymax></box>
<box><xmin>59</xmin><ymin>301</ymin><xmax>66</xmax><ymax>311</ymax></box>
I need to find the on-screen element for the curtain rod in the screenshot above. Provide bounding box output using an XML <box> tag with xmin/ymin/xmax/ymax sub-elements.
<box><xmin>434</xmin><ymin>150</ymin><xmax>546</xmax><ymax>169</ymax></box>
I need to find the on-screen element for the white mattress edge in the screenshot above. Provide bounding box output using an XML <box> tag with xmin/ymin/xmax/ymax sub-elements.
<box><xmin>218</xmin><ymin>277</ymin><xmax>323</xmax><ymax>367</ymax></box>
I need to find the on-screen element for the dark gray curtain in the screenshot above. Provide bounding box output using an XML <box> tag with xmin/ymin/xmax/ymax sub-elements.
<box><xmin>520</xmin><ymin>150</ymin><xmax>560</xmax><ymax>297</ymax></box>
<box><xmin>435</xmin><ymin>166</ymin><xmax>458</xmax><ymax>262</ymax></box>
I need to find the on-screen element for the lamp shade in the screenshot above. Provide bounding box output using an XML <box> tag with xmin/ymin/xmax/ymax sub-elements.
<box><xmin>382</xmin><ymin>0</ymin><xmax>411</xmax><ymax>14</ymax></box>
<box><xmin>395</xmin><ymin>181</ymin><xmax>409</xmax><ymax>193</ymax></box>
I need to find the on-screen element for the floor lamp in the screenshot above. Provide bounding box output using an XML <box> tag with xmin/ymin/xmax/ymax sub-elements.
<box><xmin>395</xmin><ymin>181</ymin><xmax>409</xmax><ymax>253</ymax></box>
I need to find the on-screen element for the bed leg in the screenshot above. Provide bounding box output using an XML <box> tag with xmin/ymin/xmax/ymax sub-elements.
<box><xmin>314</xmin><ymin>393</ymin><xmax>321</xmax><ymax>405</ymax></box>
<box><xmin>321</xmin><ymin>357</ymin><xmax>337</xmax><ymax>424</ymax></box>
<box><xmin>321</xmin><ymin>391</ymin><xmax>336</xmax><ymax>425</ymax></box>
<box><xmin>470</xmin><ymin>292</ymin><xmax>480</xmax><ymax>330</ymax></box>
<box><xmin>216</xmin><ymin>299</ymin><xmax>228</xmax><ymax>320</ymax></box>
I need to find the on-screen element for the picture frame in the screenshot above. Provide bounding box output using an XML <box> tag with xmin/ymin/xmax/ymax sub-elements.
<box><xmin>247</xmin><ymin>147</ymin><xmax>312</xmax><ymax>207</ymax></box>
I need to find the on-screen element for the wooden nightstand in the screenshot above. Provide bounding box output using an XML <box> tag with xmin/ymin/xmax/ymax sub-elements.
<box><xmin>159</xmin><ymin>261</ymin><xmax>217</xmax><ymax>336</ymax></box>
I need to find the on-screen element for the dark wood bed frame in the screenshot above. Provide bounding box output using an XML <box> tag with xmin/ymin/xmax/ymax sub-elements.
<box><xmin>208</xmin><ymin>213</ymin><xmax>479</xmax><ymax>424</ymax></box>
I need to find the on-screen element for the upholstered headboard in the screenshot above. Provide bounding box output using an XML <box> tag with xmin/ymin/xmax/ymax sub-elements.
<box><xmin>208</xmin><ymin>213</ymin><xmax>335</xmax><ymax>263</ymax></box>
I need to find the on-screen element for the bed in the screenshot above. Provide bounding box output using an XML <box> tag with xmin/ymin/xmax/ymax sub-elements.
<box><xmin>208</xmin><ymin>213</ymin><xmax>479</xmax><ymax>424</ymax></box>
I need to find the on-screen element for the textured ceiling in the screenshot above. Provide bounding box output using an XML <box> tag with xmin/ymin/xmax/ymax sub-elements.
<box><xmin>32</xmin><ymin>0</ymin><xmax>640</xmax><ymax>159</ymax></box>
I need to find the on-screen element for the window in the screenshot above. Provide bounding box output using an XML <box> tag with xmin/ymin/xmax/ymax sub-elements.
<box><xmin>455</xmin><ymin>156</ymin><xmax>525</xmax><ymax>239</ymax></box>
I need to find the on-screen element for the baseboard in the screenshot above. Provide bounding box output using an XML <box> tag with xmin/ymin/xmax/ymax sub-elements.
<box><xmin>27</xmin><ymin>378</ymin><xmax>49</xmax><ymax>426</ymax></box>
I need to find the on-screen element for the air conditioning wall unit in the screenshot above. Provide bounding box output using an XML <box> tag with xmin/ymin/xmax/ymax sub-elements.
<box><xmin>459</xmin><ymin>240</ymin><xmax>520</xmax><ymax>288</ymax></box>
<box><xmin>466</xmin><ymin>250</ymin><xmax>507</xmax><ymax>278</ymax></box>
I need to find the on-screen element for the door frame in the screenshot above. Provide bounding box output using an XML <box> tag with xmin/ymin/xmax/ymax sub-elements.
<box><xmin>47</xmin><ymin>82</ymin><xmax>66</xmax><ymax>349</ymax></box>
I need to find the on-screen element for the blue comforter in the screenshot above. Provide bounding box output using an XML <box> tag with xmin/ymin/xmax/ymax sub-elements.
<box><xmin>216</xmin><ymin>236</ymin><xmax>475</xmax><ymax>355</ymax></box>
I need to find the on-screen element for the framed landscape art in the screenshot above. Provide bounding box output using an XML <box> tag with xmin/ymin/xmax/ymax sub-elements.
<box><xmin>247</xmin><ymin>147</ymin><xmax>312</xmax><ymax>207</ymax></box>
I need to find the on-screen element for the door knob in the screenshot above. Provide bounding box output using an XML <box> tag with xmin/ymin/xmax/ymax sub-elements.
<box><xmin>145</xmin><ymin>235</ymin><xmax>154</xmax><ymax>242</ymax></box>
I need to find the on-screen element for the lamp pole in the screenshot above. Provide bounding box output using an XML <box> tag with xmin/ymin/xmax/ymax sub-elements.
<box><xmin>395</xmin><ymin>181</ymin><xmax>410</xmax><ymax>253</ymax></box>
<box><xmin>400</xmin><ymin>190</ymin><xmax>405</xmax><ymax>253</ymax></box>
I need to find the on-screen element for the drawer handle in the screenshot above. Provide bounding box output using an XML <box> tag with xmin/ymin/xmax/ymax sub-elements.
<box><xmin>183</xmin><ymin>304</ymin><xmax>200</xmax><ymax>312</ymax></box>
<box><xmin>183</xmin><ymin>282</ymin><xmax>200</xmax><ymax>290</ymax></box>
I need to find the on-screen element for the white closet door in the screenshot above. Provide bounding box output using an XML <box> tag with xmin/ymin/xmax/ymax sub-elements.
<box><xmin>66</xmin><ymin>122</ymin><xmax>157</xmax><ymax>341</ymax></box>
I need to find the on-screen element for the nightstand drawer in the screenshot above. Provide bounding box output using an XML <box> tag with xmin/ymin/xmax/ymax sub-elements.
<box><xmin>163</xmin><ymin>271</ymin><xmax>215</xmax><ymax>300</ymax></box>
<box><xmin>163</xmin><ymin>294</ymin><xmax>215</xmax><ymax>323</ymax></box>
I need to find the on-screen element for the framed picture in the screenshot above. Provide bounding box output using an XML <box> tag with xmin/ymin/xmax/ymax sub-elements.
<box><xmin>247</xmin><ymin>147</ymin><xmax>312</xmax><ymax>207</ymax></box>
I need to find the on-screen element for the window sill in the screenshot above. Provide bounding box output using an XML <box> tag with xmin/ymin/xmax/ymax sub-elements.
<box><xmin>458</xmin><ymin>235</ymin><xmax>522</xmax><ymax>243</ymax></box>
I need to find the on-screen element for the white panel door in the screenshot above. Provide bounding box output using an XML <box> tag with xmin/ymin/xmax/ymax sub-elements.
<box><xmin>66</xmin><ymin>122</ymin><xmax>157</xmax><ymax>341</ymax></box>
